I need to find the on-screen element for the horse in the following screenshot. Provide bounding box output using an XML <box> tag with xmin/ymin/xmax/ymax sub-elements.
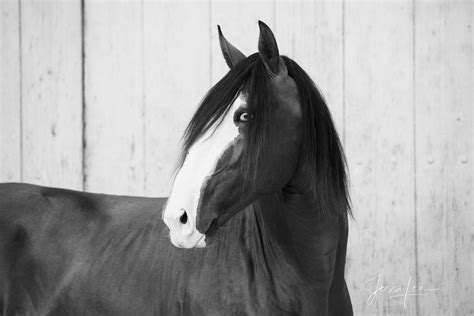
<box><xmin>0</xmin><ymin>21</ymin><xmax>352</xmax><ymax>315</ymax></box>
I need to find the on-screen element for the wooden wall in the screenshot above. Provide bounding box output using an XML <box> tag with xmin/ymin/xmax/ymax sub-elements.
<box><xmin>0</xmin><ymin>0</ymin><xmax>472</xmax><ymax>314</ymax></box>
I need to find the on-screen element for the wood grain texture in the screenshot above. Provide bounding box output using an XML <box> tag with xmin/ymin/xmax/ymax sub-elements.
<box><xmin>415</xmin><ymin>1</ymin><xmax>473</xmax><ymax>314</ymax></box>
<box><xmin>344</xmin><ymin>2</ymin><xmax>416</xmax><ymax>314</ymax></box>
<box><xmin>0</xmin><ymin>2</ymin><xmax>472</xmax><ymax>314</ymax></box>
<box><xmin>275</xmin><ymin>0</ymin><xmax>344</xmax><ymax>135</ymax></box>
<box><xmin>0</xmin><ymin>0</ymin><xmax>21</xmax><ymax>182</ymax></box>
<box><xmin>142</xmin><ymin>2</ymin><xmax>211</xmax><ymax>197</ymax></box>
<box><xmin>84</xmin><ymin>1</ymin><xmax>145</xmax><ymax>195</ymax></box>
<box><xmin>20</xmin><ymin>0</ymin><xmax>82</xmax><ymax>190</ymax></box>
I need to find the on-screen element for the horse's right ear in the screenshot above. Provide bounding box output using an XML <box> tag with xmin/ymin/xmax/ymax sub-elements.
<box><xmin>218</xmin><ymin>25</ymin><xmax>246</xmax><ymax>69</ymax></box>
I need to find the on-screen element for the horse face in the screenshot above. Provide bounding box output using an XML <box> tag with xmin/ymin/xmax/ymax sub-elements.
<box><xmin>163</xmin><ymin>22</ymin><xmax>302</xmax><ymax>248</ymax></box>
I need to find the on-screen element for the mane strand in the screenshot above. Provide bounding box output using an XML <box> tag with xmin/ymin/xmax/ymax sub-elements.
<box><xmin>282</xmin><ymin>56</ymin><xmax>351</xmax><ymax>219</ymax></box>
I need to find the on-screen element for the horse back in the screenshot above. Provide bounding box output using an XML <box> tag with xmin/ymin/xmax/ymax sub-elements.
<box><xmin>0</xmin><ymin>183</ymin><xmax>166</xmax><ymax>315</ymax></box>
<box><xmin>0</xmin><ymin>183</ymin><xmax>99</xmax><ymax>314</ymax></box>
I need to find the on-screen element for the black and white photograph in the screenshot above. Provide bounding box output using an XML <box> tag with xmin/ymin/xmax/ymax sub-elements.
<box><xmin>0</xmin><ymin>0</ymin><xmax>472</xmax><ymax>315</ymax></box>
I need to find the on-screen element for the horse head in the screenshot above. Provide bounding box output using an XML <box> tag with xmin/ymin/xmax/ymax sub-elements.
<box><xmin>162</xmin><ymin>21</ymin><xmax>303</xmax><ymax>248</ymax></box>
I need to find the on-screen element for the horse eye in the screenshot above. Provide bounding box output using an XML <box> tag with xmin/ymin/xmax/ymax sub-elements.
<box><xmin>234</xmin><ymin>110</ymin><xmax>251</xmax><ymax>124</ymax></box>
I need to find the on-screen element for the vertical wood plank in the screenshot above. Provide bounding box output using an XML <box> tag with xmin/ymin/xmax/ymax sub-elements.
<box><xmin>21</xmin><ymin>0</ymin><xmax>83</xmax><ymax>190</ymax></box>
<box><xmin>415</xmin><ymin>1</ymin><xmax>473</xmax><ymax>314</ymax></box>
<box><xmin>84</xmin><ymin>1</ymin><xmax>145</xmax><ymax>195</ymax></box>
<box><xmin>344</xmin><ymin>2</ymin><xmax>416</xmax><ymax>314</ymax></box>
<box><xmin>142</xmin><ymin>1</ymin><xmax>211</xmax><ymax>197</ymax></box>
<box><xmin>0</xmin><ymin>0</ymin><xmax>21</xmax><ymax>182</ymax></box>
<box><xmin>274</xmin><ymin>0</ymin><xmax>344</xmax><ymax>141</ymax></box>
<box><xmin>210</xmin><ymin>0</ymin><xmax>274</xmax><ymax>83</ymax></box>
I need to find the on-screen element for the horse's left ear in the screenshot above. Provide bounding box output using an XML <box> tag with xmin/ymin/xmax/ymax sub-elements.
<box><xmin>257</xmin><ymin>20</ymin><xmax>287</xmax><ymax>76</ymax></box>
<box><xmin>218</xmin><ymin>25</ymin><xmax>246</xmax><ymax>69</ymax></box>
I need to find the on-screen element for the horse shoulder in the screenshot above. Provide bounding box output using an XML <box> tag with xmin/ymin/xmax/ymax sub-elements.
<box><xmin>0</xmin><ymin>183</ymin><xmax>109</xmax><ymax>314</ymax></box>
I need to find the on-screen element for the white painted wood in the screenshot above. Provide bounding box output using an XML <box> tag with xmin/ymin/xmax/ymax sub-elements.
<box><xmin>0</xmin><ymin>2</ymin><xmax>472</xmax><ymax>313</ymax></box>
<box><xmin>210</xmin><ymin>0</ymin><xmax>274</xmax><ymax>83</ymax></box>
<box><xmin>415</xmin><ymin>1</ymin><xmax>473</xmax><ymax>314</ymax></box>
<box><xmin>20</xmin><ymin>0</ymin><xmax>82</xmax><ymax>190</ymax></box>
<box><xmin>0</xmin><ymin>0</ymin><xmax>21</xmax><ymax>182</ymax></box>
<box><xmin>275</xmin><ymin>1</ymin><xmax>344</xmax><ymax>136</ymax></box>
<box><xmin>344</xmin><ymin>2</ymin><xmax>416</xmax><ymax>315</ymax></box>
<box><xmin>84</xmin><ymin>1</ymin><xmax>145</xmax><ymax>195</ymax></box>
<box><xmin>142</xmin><ymin>1</ymin><xmax>211</xmax><ymax>197</ymax></box>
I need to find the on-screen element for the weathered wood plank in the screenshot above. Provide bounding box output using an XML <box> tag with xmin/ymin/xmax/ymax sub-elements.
<box><xmin>275</xmin><ymin>0</ymin><xmax>344</xmax><ymax>135</ymax></box>
<box><xmin>1</xmin><ymin>3</ymin><xmax>471</xmax><ymax>313</ymax></box>
<box><xmin>210</xmin><ymin>1</ymin><xmax>274</xmax><ymax>83</ymax></box>
<box><xmin>21</xmin><ymin>0</ymin><xmax>83</xmax><ymax>190</ymax></box>
<box><xmin>142</xmin><ymin>1</ymin><xmax>211</xmax><ymax>196</ymax></box>
<box><xmin>415</xmin><ymin>1</ymin><xmax>473</xmax><ymax>314</ymax></box>
<box><xmin>344</xmin><ymin>2</ymin><xmax>416</xmax><ymax>314</ymax></box>
<box><xmin>0</xmin><ymin>0</ymin><xmax>21</xmax><ymax>182</ymax></box>
<box><xmin>84</xmin><ymin>1</ymin><xmax>145</xmax><ymax>195</ymax></box>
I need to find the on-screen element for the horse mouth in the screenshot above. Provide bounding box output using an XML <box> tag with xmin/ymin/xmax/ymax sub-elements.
<box><xmin>203</xmin><ymin>206</ymin><xmax>244</xmax><ymax>241</ymax></box>
<box><xmin>204</xmin><ymin>218</ymin><xmax>220</xmax><ymax>237</ymax></box>
<box><xmin>193</xmin><ymin>234</ymin><xmax>206</xmax><ymax>248</ymax></box>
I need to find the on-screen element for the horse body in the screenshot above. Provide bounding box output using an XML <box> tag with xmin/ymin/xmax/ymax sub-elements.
<box><xmin>1</xmin><ymin>21</ymin><xmax>353</xmax><ymax>315</ymax></box>
<box><xmin>0</xmin><ymin>183</ymin><xmax>350</xmax><ymax>315</ymax></box>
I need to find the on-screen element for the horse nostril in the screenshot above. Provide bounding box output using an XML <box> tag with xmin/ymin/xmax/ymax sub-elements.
<box><xmin>179</xmin><ymin>210</ymin><xmax>188</xmax><ymax>224</ymax></box>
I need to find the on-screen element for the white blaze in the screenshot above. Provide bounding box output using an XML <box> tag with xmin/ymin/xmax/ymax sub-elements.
<box><xmin>163</xmin><ymin>93</ymin><xmax>245</xmax><ymax>248</ymax></box>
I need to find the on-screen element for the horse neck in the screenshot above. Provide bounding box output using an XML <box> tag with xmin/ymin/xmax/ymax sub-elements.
<box><xmin>243</xmin><ymin>157</ymin><xmax>345</xmax><ymax>285</ymax></box>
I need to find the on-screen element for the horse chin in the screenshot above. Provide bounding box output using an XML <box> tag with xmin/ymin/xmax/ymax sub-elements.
<box><xmin>169</xmin><ymin>231</ymin><xmax>207</xmax><ymax>249</ymax></box>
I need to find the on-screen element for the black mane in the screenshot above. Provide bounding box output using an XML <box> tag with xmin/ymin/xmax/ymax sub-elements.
<box><xmin>180</xmin><ymin>54</ymin><xmax>350</xmax><ymax>218</ymax></box>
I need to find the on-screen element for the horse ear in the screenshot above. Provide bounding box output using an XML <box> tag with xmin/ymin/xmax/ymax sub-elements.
<box><xmin>218</xmin><ymin>25</ymin><xmax>246</xmax><ymax>69</ymax></box>
<box><xmin>257</xmin><ymin>20</ymin><xmax>287</xmax><ymax>76</ymax></box>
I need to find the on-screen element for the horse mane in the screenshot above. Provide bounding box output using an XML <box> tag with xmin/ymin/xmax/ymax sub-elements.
<box><xmin>282</xmin><ymin>56</ymin><xmax>351</xmax><ymax>219</ymax></box>
<box><xmin>179</xmin><ymin>53</ymin><xmax>351</xmax><ymax>219</ymax></box>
